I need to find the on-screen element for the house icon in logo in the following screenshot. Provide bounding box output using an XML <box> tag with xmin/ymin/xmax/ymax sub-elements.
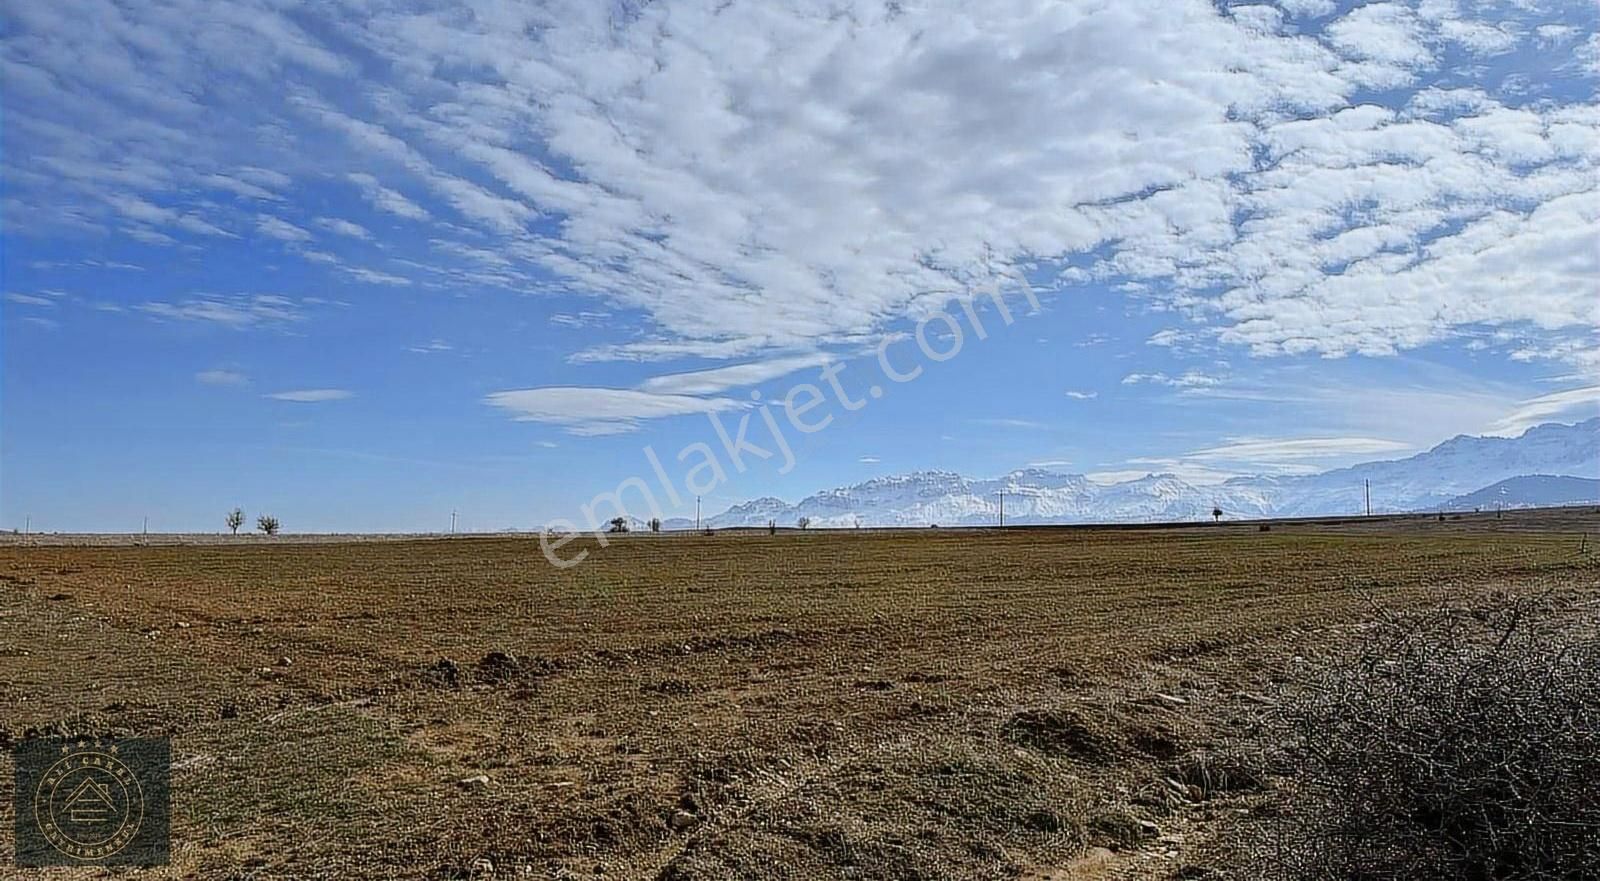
<box><xmin>61</xmin><ymin>778</ymin><xmax>116</xmax><ymax>825</ymax></box>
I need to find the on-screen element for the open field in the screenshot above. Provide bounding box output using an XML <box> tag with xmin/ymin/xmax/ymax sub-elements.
<box><xmin>3</xmin><ymin>510</ymin><xmax>1599</xmax><ymax>879</ymax></box>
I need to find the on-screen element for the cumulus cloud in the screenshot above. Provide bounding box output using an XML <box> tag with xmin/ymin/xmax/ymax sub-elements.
<box><xmin>1122</xmin><ymin>371</ymin><xmax>1223</xmax><ymax>390</ymax></box>
<box><xmin>3</xmin><ymin>0</ymin><xmax>1597</xmax><ymax>375</ymax></box>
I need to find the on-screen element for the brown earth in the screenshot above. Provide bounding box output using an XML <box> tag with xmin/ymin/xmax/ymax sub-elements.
<box><xmin>2</xmin><ymin>509</ymin><xmax>1597</xmax><ymax>879</ymax></box>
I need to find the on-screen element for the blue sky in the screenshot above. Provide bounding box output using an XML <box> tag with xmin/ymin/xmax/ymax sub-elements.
<box><xmin>3</xmin><ymin>0</ymin><xmax>1598</xmax><ymax>533</ymax></box>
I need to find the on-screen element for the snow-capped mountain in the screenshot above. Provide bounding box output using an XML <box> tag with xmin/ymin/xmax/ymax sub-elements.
<box><xmin>701</xmin><ymin>418</ymin><xmax>1599</xmax><ymax>528</ymax></box>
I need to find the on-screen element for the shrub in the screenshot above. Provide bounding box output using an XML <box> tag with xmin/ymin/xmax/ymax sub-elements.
<box><xmin>1252</xmin><ymin>597</ymin><xmax>1600</xmax><ymax>880</ymax></box>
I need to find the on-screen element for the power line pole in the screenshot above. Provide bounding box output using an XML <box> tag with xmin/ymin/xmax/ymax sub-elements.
<box><xmin>142</xmin><ymin>516</ymin><xmax>148</xmax><ymax>536</ymax></box>
<box><xmin>996</xmin><ymin>492</ymin><xmax>1005</xmax><ymax>528</ymax></box>
<box><xmin>1365</xmin><ymin>479</ymin><xmax>1371</xmax><ymax>516</ymax></box>
<box><xmin>695</xmin><ymin>496</ymin><xmax>701</xmax><ymax>532</ymax></box>
<box><xmin>450</xmin><ymin>510</ymin><xmax>457</xmax><ymax>535</ymax></box>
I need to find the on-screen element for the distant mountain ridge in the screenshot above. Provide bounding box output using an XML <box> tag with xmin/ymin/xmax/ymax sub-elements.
<box><xmin>695</xmin><ymin>418</ymin><xmax>1599</xmax><ymax>528</ymax></box>
<box><xmin>1445</xmin><ymin>475</ymin><xmax>1600</xmax><ymax>511</ymax></box>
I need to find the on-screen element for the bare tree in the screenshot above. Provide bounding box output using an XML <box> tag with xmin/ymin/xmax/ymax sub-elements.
<box><xmin>226</xmin><ymin>508</ymin><xmax>245</xmax><ymax>535</ymax></box>
<box><xmin>797</xmin><ymin>516</ymin><xmax>811</xmax><ymax>529</ymax></box>
<box><xmin>256</xmin><ymin>514</ymin><xmax>280</xmax><ymax>535</ymax></box>
<box><xmin>1212</xmin><ymin>506</ymin><xmax>1224</xmax><ymax>523</ymax></box>
<box><xmin>607</xmin><ymin>516</ymin><xmax>629</xmax><ymax>533</ymax></box>
<box><xmin>648</xmin><ymin>517</ymin><xmax>662</xmax><ymax>533</ymax></box>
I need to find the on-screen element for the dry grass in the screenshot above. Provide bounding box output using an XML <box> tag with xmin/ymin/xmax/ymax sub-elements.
<box><xmin>1</xmin><ymin>511</ymin><xmax>1597</xmax><ymax>879</ymax></box>
<box><xmin>1245</xmin><ymin>595</ymin><xmax>1600</xmax><ymax>881</ymax></box>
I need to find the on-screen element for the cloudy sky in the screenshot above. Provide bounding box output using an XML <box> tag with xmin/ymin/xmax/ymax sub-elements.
<box><xmin>3</xmin><ymin>0</ymin><xmax>1597</xmax><ymax>531</ymax></box>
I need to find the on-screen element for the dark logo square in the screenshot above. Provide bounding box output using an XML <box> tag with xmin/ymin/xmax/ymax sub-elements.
<box><xmin>13</xmin><ymin>737</ymin><xmax>170</xmax><ymax>867</ymax></box>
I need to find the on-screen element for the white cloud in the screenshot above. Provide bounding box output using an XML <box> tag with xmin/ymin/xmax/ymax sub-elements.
<box><xmin>266</xmin><ymin>389</ymin><xmax>353</xmax><ymax>402</ymax></box>
<box><xmin>202</xmin><ymin>173</ymin><xmax>283</xmax><ymax>201</ymax></box>
<box><xmin>569</xmin><ymin>338</ymin><xmax>780</xmax><ymax>364</ymax></box>
<box><xmin>1277</xmin><ymin>0</ymin><xmax>1336</xmax><ymax>18</ymax></box>
<box><xmin>1437</xmin><ymin>19</ymin><xmax>1519</xmax><ymax>56</ymax></box>
<box><xmin>1487</xmin><ymin>385</ymin><xmax>1600</xmax><ymax>436</ymax></box>
<box><xmin>1122</xmin><ymin>371</ymin><xmax>1222</xmax><ymax>390</ymax></box>
<box><xmin>859</xmin><ymin>456</ymin><xmax>881</xmax><ymax>464</ymax></box>
<box><xmin>346</xmin><ymin>173</ymin><xmax>430</xmax><ymax>220</ymax></box>
<box><xmin>3</xmin><ymin>0</ymin><xmax>1597</xmax><ymax>373</ymax></box>
<box><xmin>195</xmin><ymin>369</ymin><xmax>249</xmax><ymax>386</ymax></box>
<box><xmin>549</xmin><ymin>311</ymin><xmax>611</xmax><ymax>329</ymax></box>
<box><xmin>639</xmin><ymin>353</ymin><xmax>834</xmax><ymax>396</ymax></box>
<box><xmin>138</xmin><ymin>295</ymin><xmax>304</xmax><ymax>327</ymax></box>
<box><xmin>1325</xmin><ymin>3</ymin><xmax>1432</xmax><ymax>70</ymax></box>
<box><xmin>407</xmin><ymin>339</ymin><xmax>452</xmax><ymax>354</ymax></box>
<box><xmin>1184</xmin><ymin>436</ymin><xmax>1412</xmax><ymax>462</ymax></box>
<box><xmin>314</xmin><ymin>217</ymin><xmax>371</xmax><ymax>239</ymax></box>
<box><xmin>1064</xmin><ymin>390</ymin><xmax>1098</xmax><ymax>400</ymax></box>
<box><xmin>255</xmin><ymin>214</ymin><xmax>312</xmax><ymax>243</ymax></box>
<box><xmin>6</xmin><ymin>293</ymin><xmax>56</xmax><ymax>307</ymax></box>
<box><xmin>488</xmin><ymin>352</ymin><xmax>826</xmax><ymax>434</ymax></box>
<box><xmin>1579</xmin><ymin>33</ymin><xmax>1600</xmax><ymax>77</ymax></box>
<box><xmin>484</xmin><ymin>387</ymin><xmax>741</xmax><ymax>436</ymax></box>
<box><xmin>124</xmin><ymin>228</ymin><xmax>178</xmax><ymax>247</ymax></box>
<box><xmin>344</xmin><ymin>266</ymin><xmax>411</xmax><ymax>286</ymax></box>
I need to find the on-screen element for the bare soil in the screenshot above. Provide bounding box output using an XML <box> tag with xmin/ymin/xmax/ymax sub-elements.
<box><xmin>2</xmin><ymin>510</ymin><xmax>1597</xmax><ymax>879</ymax></box>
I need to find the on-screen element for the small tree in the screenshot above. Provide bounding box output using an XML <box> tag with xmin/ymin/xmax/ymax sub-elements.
<box><xmin>649</xmin><ymin>517</ymin><xmax>661</xmax><ymax>533</ymax></box>
<box><xmin>768</xmin><ymin>519</ymin><xmax>777</xmax><ymax>535</ymax></box>
<box><xmin>256</xmin><ymin>514</ymin><xmax>280</xmax><ymax>535</ymax></box>
<box><xmin>797</xmin><ymin>516</ymin><xmax>811</xmax><ymax>529</ymax></box>
<box><xmin>607</xmin><ymin>516</ymin><xmax>629</xmax><ymax>533</ymax></box>
<box><xmin>1212</xmin><ymin>506</ymin><xmax>1223</xmax><ymax>523</ymax></box>
<box><xmin>226</xmin><ymin>507</ymin><xmax>245</xmax><ymax>535</ymax></box>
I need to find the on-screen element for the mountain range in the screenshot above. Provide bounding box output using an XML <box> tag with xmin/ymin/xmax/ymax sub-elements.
<box><xmin>670</xmin><ymin>418</ymin><xmax>1599</xmax><ymax>529</ymax></box>
<box><xmin>1444</xmin><ymin>475</ymin><xmax>1600</xmax><ymax>511</ymax></box>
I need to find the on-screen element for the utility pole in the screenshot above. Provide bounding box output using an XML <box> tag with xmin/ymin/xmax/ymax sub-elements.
<box><xmin>142</xmin><ymin>516</ymin><xmax>148</xmax><ymax>536</ymax></box>
<box><xmin>1365</xmin><ymin>479</ymin><xmax>1371</xmax><ymax>516</ymax></box>
<box><xmin>25</xmin><ymin>516</ymin><xmax>30</xmax><ymax>536</ymax></box>
<box><xmin>450</xmin><ymin>510</ymin><xmax>457</xmax><ymax>535</ymax></box>
<box><xmin>996</xmin><ymin>492</ymin><xmax>1006</xmax><ymax>528</ymax></box>
<box><xmin>695</xmin><ymin>496</ymin><xmax>701</xmax><ymax>532</ymax></box>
